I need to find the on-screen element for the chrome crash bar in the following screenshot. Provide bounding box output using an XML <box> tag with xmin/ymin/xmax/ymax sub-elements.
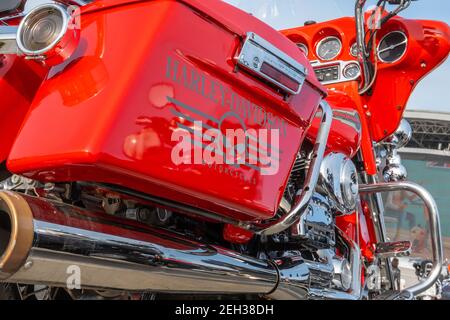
<box><xmin>360</xmin><ymin>181</ymin><xmax>443</xmax><ymax>297</ymax></box>
<box><xmin>257</xmin><ymin>101</ymin><xmax>333</xmax><ymax>236</ymax></box>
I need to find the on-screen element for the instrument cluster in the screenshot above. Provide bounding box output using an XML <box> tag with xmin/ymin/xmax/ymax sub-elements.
<box><xmin>285</xmin><ymin>25</ymin><xmax>362</xmax><ymax>86</ymax></box>
<box><xmin>282</xmin><ymin>16</ymin><xmax>450</xmax><ymax>145</ymax></box>
<box><xmin>282</xmin><ymin>18</ymin><xmax>410</xmax><ymax>86</ymax></box>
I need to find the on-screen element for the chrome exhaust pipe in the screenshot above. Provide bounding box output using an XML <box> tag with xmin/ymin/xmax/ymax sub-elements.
<box><xmin>0</xmin><ymin>191</ymin><xmax>310</xmax><ymax>299</ymax></box>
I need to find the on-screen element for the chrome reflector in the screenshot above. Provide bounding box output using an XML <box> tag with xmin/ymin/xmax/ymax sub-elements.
<box><xmin>236</xmin><ymin>32</ymin><xmax>307</xmax><ymax>95</ymax></box>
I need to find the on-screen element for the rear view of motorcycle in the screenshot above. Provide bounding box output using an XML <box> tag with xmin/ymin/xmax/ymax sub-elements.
<box><xmin>0</xmin><ymin>0</ymin><xmax>448</xmax><ymax>302</ymax></box>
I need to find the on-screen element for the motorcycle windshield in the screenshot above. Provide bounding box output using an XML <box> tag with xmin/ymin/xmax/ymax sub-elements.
<box><xmin>223</xmin><ymin>0</ymin><xmax>353</xmax><ymax>30</ymax></box>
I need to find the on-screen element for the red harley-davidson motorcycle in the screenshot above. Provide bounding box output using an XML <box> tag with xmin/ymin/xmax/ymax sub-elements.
<box><xmin>0</xmin><ymin>0</ymin><xmax>448</xmax><ymax>300</ymax></box>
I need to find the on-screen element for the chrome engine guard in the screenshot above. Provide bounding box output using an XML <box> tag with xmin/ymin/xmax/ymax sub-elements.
<box><xmin>360</xmin><ymin>181</ymin><xmax>443</xmax><ymax>298</ymax></box>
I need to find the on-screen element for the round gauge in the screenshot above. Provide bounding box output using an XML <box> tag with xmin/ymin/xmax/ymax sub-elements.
<box><xmin>316</xmin><ymin>36</ymin><xmax>342</xmax><ymax>61</ymax></box>
<box><xmin>377</xmin><ymin>31</ymin><xmax>408</xmax><ymax>63</ymax></box>
<box><xmin>350</xmin><ymin>43</ymin><xmax>359</xmax><ymax>57</ymax></box>
<box><xmin>343</xmin><ymin>63</ymin><xmax>361</xmax><ymax>79</ymax></box>
<box><xmin>297</xmin><ymin>43</ymin><xmax>309</xmax><ymax>56</ymax></box>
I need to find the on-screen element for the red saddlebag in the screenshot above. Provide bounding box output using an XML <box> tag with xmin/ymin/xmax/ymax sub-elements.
<box><xmin>7</xmin><ymin>0</ymin><xmax>325</xmax><ymax>221</ymax></box>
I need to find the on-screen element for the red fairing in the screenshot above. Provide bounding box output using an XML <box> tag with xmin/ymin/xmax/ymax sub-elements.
<box><xmin>364</xmin><ymin>18</ymin><xmax>450</xmax><ymax>141</ymax></box>
<box><xmin>282</xmin><ymin>16</ymin><xmax>450</xmax><ymax>174</ymax></box>
<box><xmin>7</xmin><ymin>0</ymin><xmax>325</xmax><ymax>222</ymax></box>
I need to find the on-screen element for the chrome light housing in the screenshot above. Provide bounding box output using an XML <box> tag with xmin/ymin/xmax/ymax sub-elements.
<box><xmin>380</xmin><ymin>119</ymin><xmax>412</xmax><ymax>182</ymax></box>
<box><xmin>16</xmin><ymin>3</ymin><xmax>79</xmax><ymax>64</ymax></box>
<box><xmin>318</xmin><ymin>153</ymin><xmax>359</xmax><ymax>214</ymax></box>
<box><xmin>384</xmin><ymin>119</ymin><xmax>412</xmax><ymax>149</ymax></box>
<box><xmin>382</xmin><ymin>151</ymin><xmax>408</xmax><ymax>182</ymax></box>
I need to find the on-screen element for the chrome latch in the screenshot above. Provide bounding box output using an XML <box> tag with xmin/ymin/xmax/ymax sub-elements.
<box><xmin>236</xmin><ymin>32</ymin><xmax>307</xmax><ymax>95</ymax></box>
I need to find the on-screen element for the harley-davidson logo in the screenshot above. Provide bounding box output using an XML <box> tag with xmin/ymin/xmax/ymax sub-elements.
<box><xmin>166</xmin><ymin>56</ymin><xmax>281</xmax><ymax>176</ymax></box>
<box><xmin>165</xmin><ymin>56</ymin><xmax>288</xmax><ymax>137</ymax></box>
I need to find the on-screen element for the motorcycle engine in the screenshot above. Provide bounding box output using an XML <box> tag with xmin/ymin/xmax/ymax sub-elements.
<box><xmin>276</xmin><ymin>151</ymin><xmax>336</xmax><ymax>250</ymax></box>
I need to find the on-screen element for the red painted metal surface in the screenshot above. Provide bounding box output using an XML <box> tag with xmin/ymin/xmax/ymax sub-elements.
<box><xmin>7</xmin><ymin>0</ymin><xmax>324</xmax><ymax>222</ymax></box>
<box><xmin>336</xmin><ymin>206</ymin><xmax>376</xmax><ymax>264</ymax></box>
<box><xmin>307</xmin><ymin>89</ymin><xmax>362</xmax><ymax>158</ymax></box>
<box><xmin>223</xmin><ymin>224</ymin><xmax>254</xmax><ymax>244</ymax></box>
<box><xmin>365</xmin><ymin>18</ymin><xmax>450</xmax><ymax>141</ymax></box>
<box><xmin>0</xmin><ymin>55</ymin><xmax>48</xmax><ymax>163</ymax></box>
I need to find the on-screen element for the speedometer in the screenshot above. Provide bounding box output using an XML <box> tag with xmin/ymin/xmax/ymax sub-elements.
<box><xmin>296</xmin><ymin>43</ymin><xmax>309</xmax><ymax>56</ymax></box>
<box><xmin>377</xmin><ymin>31</ymin><xmax>408</xmax><ymax>63</ymax></box>
<box><xmin>316</xmin><ymin>36</ymin><xmax>342</xmax><ymax>61</ymax></box>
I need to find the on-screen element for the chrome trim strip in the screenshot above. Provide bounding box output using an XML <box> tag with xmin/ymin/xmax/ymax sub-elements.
<box><xmin>296</xmin><ymin>42</ymin><xmax>309</xmax><ymax>56</ymax></box>
<box><xmin>350</xmin><ymin>42</ymin><xmax>358</xmax><ymax>57</ymax></box>
<box><xmin>257</xmin><ymin>101</ymin><xmax>333</xmax><ymax>235</ymax></box>
<box><xmin>69</xmin><ymin>0</ymin><xmax>93</xmax><ymax>5</ymax></box>
<box><xmin>360</xmin><ymin>181</ymin><xmax>443</xmax><ymax>297</ymax></box>
<box><xmin>355</xmin><ymin>0</ymin><xmax>370</xmax><ymax>91</ymax></box>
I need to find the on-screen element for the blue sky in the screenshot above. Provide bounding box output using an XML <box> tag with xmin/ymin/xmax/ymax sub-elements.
<box><xmin>397</xmin><ymin>1</ymin><xmax>450</xmax><ymax>112</ymax></box>
<box><xmin>225</xmin><ymin>0</ymin><xmax>450</xmax><ymax>113</ymax></box>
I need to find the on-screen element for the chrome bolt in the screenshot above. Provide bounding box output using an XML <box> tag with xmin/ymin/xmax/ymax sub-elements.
<box><xmin>24</xmin><ymin>261</ymin><xmax>33</xmax><ymax>270</ymax></box>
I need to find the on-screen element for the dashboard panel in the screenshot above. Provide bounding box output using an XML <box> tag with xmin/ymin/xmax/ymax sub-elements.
<box><xmin>282</xmin><ymin>17</ymin><xmax>361</xmax><ymax>87</ymax></box>
<box><xmin>311</xmin><ymin>60</ymin><xmax>360</xmax><ymax>85</ymax></box>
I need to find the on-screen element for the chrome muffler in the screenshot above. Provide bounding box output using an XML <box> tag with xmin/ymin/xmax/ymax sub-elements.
<box><xmin>0</xmin><ymin>191</ymin><xmax>310</xmax><ymax>299</ymax></box>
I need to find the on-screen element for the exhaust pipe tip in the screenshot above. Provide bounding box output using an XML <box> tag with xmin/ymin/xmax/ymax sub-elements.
<box><xmin>0</xmin><ymin>192</ymin><xmax>34</xmax><ymax>280</ymax></box>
